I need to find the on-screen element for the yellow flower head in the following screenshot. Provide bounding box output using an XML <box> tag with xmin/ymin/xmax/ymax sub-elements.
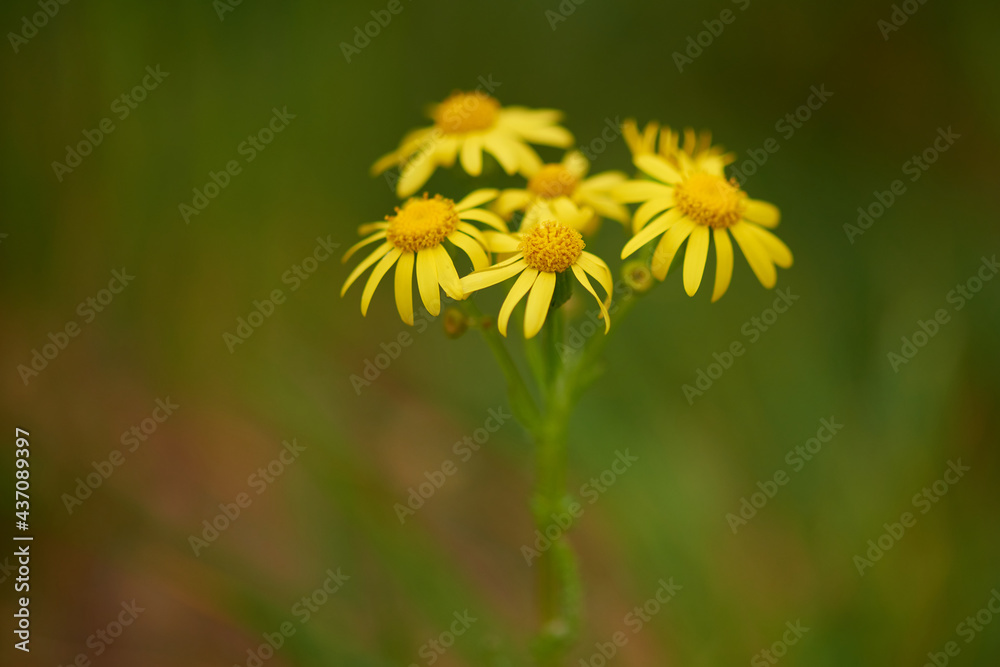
<box><xmin>341</xmin><ymin>189</ymin><xmax>510</xmax><ymax>324</ymax></box>
<box><xmin>371</xmin><ymin>91</ymin><xmax>574</xmax><ymax>199</ymax></box>
<box><xmin>623</xmin><ymin>119</ymin><xmax>734</xmax><ymax>176</ymax></box>
<box><xmin>459</xmin><ymin>220</ymin><xmax>613</xmax><ymax>339</ymax></box>
<box><xmin>494</xmin><ymin>151</ymin><xmax>629</xmax><ymax>236</ymax></box>
<box><xmin>614</xmin><ymin>124</ymin><xmax>792</xmax><ymax>301</ymax></box>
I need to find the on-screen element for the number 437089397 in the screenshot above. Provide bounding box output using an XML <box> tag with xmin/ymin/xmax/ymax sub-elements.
<box><xmin>15</xmin><ymin>427</ymin><xmax>30</xmax><ymax>528</ymax></box>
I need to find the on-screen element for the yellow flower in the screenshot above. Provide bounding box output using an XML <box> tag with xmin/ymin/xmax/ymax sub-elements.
<box><xmin>622</xmin><ymin>119</ymin><xmax>733</xmax><ymax>176</ymax></box>
<box><xmin>341</xmin><ymin>189</ymin><xmax>509</xmax><ymax>324</ymax></box>
<box><xmin>372</xmin><ymin>91</ymin><xmax>574</xmax><ymax>198</ymax></box>
<box><xmin>615</xmin><ymin>125</ymin><xmax>792</xmax><ymax>302</ymax></box>
<box><xmin>494</xmin><ymin>151</ymin><xmax>629</xmax><ymax>235</ymax></box>
<box><xmin>459</xmin><ymin>221</ymin><xmax>613</xmax><ymax>338</ymax></box>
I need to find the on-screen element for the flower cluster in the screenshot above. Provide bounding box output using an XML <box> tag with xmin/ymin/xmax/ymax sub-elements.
<box><xmin>343</xmin><ymin>93</ymin><xmax>793</xmax><ymax>337</ymax></box>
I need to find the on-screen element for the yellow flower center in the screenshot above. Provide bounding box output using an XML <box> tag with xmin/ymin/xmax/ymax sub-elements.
<box><xmin>385</xmin><ymin>194</ymin><xmax>459</xmax><ymax>252</ymax></box>
<box><xmin>527</xmin><ymin>164</ymin><xmax>578</xmax><ymax>199</ymax></box>
<box><xmin>674</xmin><ymin>172</ymin><xmax>747</xmax><ymax>228</ymax></box>
<box><xmin>520</xmin><ymin>221</ymin><xmax>584</xmax><ymax>273</ymax></box>
<box><xmin>434</xmin><ymin>92</ymin><xmax>500</xmax><ymax>134</ymax></box>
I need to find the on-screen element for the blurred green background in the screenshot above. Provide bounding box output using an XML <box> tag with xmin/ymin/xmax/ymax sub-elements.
<box><xmin>2</xmin><ymin>0</ymin><xmax>999</xmax><ymax>665</ymax></box>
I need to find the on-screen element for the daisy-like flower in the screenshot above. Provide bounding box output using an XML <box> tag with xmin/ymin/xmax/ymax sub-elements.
<box><xmin>615</xmin><ymin>125</ymin><xmax>792</xmax><ymax>302</ymax></box>
<box><xmin>371</xmin><ymin>91</ymin><xmax>574</xmax><ymax>199</ymax></box>
<box><xmin>459</xmin><ymin>220</ymin><xmax>613</xmax><ymax>338</ymax></box>
<box><xmin>622</xmin><ymin>119</ymin><xmax>733</xmax><ymax>176</ymax></box>
<box><xmin>341</xmin><ymin>189</ymin><xmax>509</xmax><ymax>324</ymax></box>
<box><xmin>494</xmin><ymin>151</ymin><xmax>629</xmax><ymax>235</ymax></box>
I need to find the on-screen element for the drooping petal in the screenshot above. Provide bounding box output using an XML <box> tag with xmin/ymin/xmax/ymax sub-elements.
<box><xmin>394</xmin><ymin>251</ymin><xmax>415</xmax><ymax>325</ymax></box>
<box><xmin>455</xmin><ymin>188</ymin><xmax>500</xmax><ymax>212</ymax></box>
<box><xmin>341</xmin><ymin>242</ymin><xmax>393</xmax><ymax>296</ymax></box>
<box><xmin>571</xmin><ymin>264</ymin><xmax>610</xmax><ymax>333</ymax></box>
<box><xmin>482</xmin><ymin>134</ymin><xmax>521</xmax><ymax>174</ymax></box>
<box><xmin>745</xmin><ymin>223</ymin><xmax>793</xmax><ymax>268</ymax></box>
<box><xmin>342</xmin><ymin>231</ymin><xmax>387</xmax><ymax>263</ymax></box>
<box><xmin>651</xmin><ymin>219</ymin><xmax>696</xmax><ymax>280</ymax></box>
<box><xmin>743</xmin><ymin>199</ymin><xmax>781</xmax><ymax>228</ymax></box>
<box><xmin>494</xmin><ymin>189</ymin><xmax>533</xmax><ymax>216</ymax></box>
<box><xmin>621</xmin><ymin>208</ymin><xmax>681</xmax><ymax>259</ymax></box>
<box><xmin>433</xmin><ymin>245</ymin><xmax>463</xmax><ymax>300</ymax></box>
<box><xmin>631</xmin><ymin>196</ymin><xmax>676</xmax><ymax>234</ymax></box>
<box><xmin>460</xmin><ymin>136</ymin><xmax>484</xmax><ymax>176</ymax></box>
<box><xmin>712</xmin><ymin>227</ymin><xmax>734</xmax><ymax>302</ymax></box>
<box><xmin>460</xmin><ymin>260</ymin><xmax>526</xmax><ymax>294</ymax></box>
<box><xmin>498</xmin><ymin>268</ymin><xmax>538</xmax><ymax>336</ymax></box>
<box><xmin>683</xmin><ymin>225</ymin><xmax>710</xmax><ymax>296</ymax></box>
<box><xmin>360</xmin><ymin>248</ymin><xmax>402</xmax><ymax>315</ymax></box>
<box><xmin>634</xmin><ymin>154</ymin><xmax>682</xmax><ymax>185</ymax></box>
<box><xmin>415</xmin><ymin>249</ymin><xmax>442</xmax><ymax>315</ymax></box>
<box><xmin>730</xmin><ymin>222</ymin><xmax>777</xmax><ymax>288</ymax></box>
<box><xmin>576</xmin><ymin>252</ymin><xmax>614</xmax><ymax>299</ymax></box>
<box><xmin>456</xmin><ymin>221</ymin><xmax>489</xmax><ymax>249</ymax></box>
<box><xmin>447</xmin><ymin>231</ymin><xmax>490</xmax><ymax>271</ymax></box>
<box><xmin>397</xmin><ymin>152</ymin><xmax>438</xmax><ymax>198</ymax></box>
<box><xmin>524</xmin><ymin>271</ymin><xmax>556</xmax><ymax>338</ymax></box>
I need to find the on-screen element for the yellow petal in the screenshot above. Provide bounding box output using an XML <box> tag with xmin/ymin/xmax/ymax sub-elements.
<box><xmin>498</xmin><ymin>268</ymin><xmax>538</xmax><ymax>336</ymax></box>
<box><xmin>460</xmin><ymin>260</ymin><xmax>526</xmax><ymax>294</ymax></box>
<box><xmin>397</xmin><ymin>152</ymin><xmax>437</xmax><ymax>198</ymax></box>
<box><xmin>651</xmin><ymin>219</ymin><xmax>696</xmax><ymax>280</ymax></box>
<box><xmin>746</xmin><ymin>223</ymin><xmax>793</xmax><ymax>268</ymax></box>
<box><xmin>460</xmin><ymin>136</ymin><xmax>483</xmax><ymax>176</ymax></box>
<box><xmin>571</xmin><ymin>264</ymin><xmax>610</xmax><ymax>333</ymax></box>
<box><xmin>459</xmin><ymin>207</ymin><xmax>508</xmax><ymax>232</ymax></box>
<box><xmin>455</xmin><ymin>188</ymin><xmax>500</xmax><ymax>212</ymax></box>
<box><xmin>483</xmin><ymin>231</ymin><xmax>521</xmax><ymax>254</ymax></box>
<box><xmin>415</xmin><ymin>249</ymin><xmax>441</xmax><ymax>315</ymax></box>
<box><xmin>683</xmin><ymin>225</ymin><xmax>710</xmax><ymax>296</ymax></box>
<box><xmin>744</xmin><ymin>199</ymin><xmax>781</xmax><ymax>228</ymax></box>
<box><xmin>632</xmin><ymin>196</ymin><xmax>676</xmax><ymax>234</ymax></box>
<box><xmin>433</xmin><ymin>245</ymin><xmax>463</xmax><ymax>300</ymax></box>
<box><xmin>730</xmin><ymin>222</ymin><xmax>777</xmax><ymax>288</ymax></box>
<box><xmin>448</xmin><ymin>231</ymin><xmax>490</xmax><ymax>271</ymax></box>
<box><xmin>342</xmin><ymin>231</ymin><xmax>387</xmax><ymax>263</ymax></box>
<box><xmin>511</xmin><ymin>140</ymin><xmax>542</xmax><ymax>175</ymax></box>
<box><xmin>576</xmin><ymin>252</ymin><xmax>614</xmax><ymax>299</ymax></box>
<box><xmin>634</xmin><ymin>154</ymin><xmax>682</xmax><ymax>185</ymax></box>
<box><xmin>495</xmin><ymin>189</ymin><xmax>533</xmax><ymax>216</ymax></box>
<box><xmin>622</xmin><ymin>208</ymin><xmax>680</xmax><ymax>259</ymax></box>
<box><xmin>341</xmin><ymin>242</ymin><xmax>393</xmax><ymax>296</ymax></box>
<box><xmin>580</xmin><ymin>193</ymin><xmax>629</xmax><ymax>224</ymax></box>
<box><xmin>456</xmin><ymin>221</ymin><xmax>489</xmax><ymax>249</ymax></box>
<box><xmin>394</xmin><ymin>252</ymin><xmax>415</xmax><ymax>324</ymax></box>
<box><xmin>483</xmin><ymin>134</ymin><xmax>520</xmax><ymax>174</ymax></box>
<box><xmin>711</xmin><ymin>227</ymin><xmax>734</xmax><ymax>302</ymax></box>
<box><xmin>612</xmin><ymin>180</ymin><xmax>675</xmax><ymax>203</ymax></box>
<box><xmin>517</xmin><ymin>125</ymin><xmax>574</xmax><ymax>147</ymax></box>
<box><xmin>524</xmin><ymin>271</ymin><xmax>556</xmax><ymax>338</ymax></box>
<box><xmin>360</xmin><ymin>248</ymin><xmax>401</xmax><ymax>315</ymax></box>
